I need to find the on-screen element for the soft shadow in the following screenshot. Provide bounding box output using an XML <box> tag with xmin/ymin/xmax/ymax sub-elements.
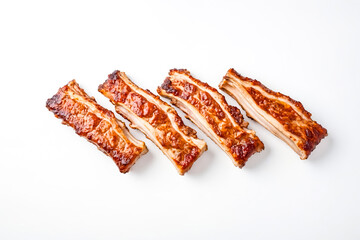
<box><xmin>186</xmin><ymin>146</ymin><xmax>216</xmax><ymax>177</ymax></box>
<box><xmin>242</xmin><ymin>145</ymin><xmax>270</xmax><ymax>170</ymax></box>
<box><xmin>130</xmin><ymin>148</ymin><xmax>155</xmax><ymax>174</ymax></box>
<box><xmin>307</xmin><ymin>135</ymin><xmax>333</xmax><ymax>162</ymax></box>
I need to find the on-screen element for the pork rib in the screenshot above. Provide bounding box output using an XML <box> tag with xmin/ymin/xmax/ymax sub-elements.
<box><xmin>219</xmin><ymin>68</ymin><xmax>327</xmax><ymax>159</ymax></box>
<box><xmin>157</xmin><ymin>69</ymin><xmax>264</xmax><ymax>168</ymax></box>
<box><xmin>98</xmin><ymin>71</ymin><xmax>207</xmax><ymax>175</ymax></box>
<box><xmin>46</xmin><ymin>80</ymin><xmax>148</xmax><ymax>173</ymax></box>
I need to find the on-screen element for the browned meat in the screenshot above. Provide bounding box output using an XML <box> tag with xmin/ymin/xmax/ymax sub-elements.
<box><xmin>219</xmin><ymin>68</ymin><xmax>327</xmax><ymax>159</ymax></box>
<box><xmin>46</xmin><ymin>80</ymin><xmax>148</xmax><ymax>173</ymax></box>
<box><xmin>158</xmin><ymin>69</ymin><xmax>264</xmax><ymax>168</ymax></box>
<box><xmin>98</xmin><ymin>71</ymin><xmax>207</xmax><ymax>175</ymax></box>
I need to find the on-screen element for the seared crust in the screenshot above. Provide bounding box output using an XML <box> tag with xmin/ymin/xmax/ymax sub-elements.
<box><xmin>98</xmin><ymin>71</ymin><xmax>207</xmax><ymax>175</ymax></box>
<box><xmin>46</xmin><ymin>80</ymin><xmax>148</xmax><ymax>173</ymax></box>
<box><xmin>220</xmin><ymin>68</ymin><xmax>328</xmax><ymax>159</ymax></box>
<box><xmin>158</xmin><ymin>69</ymin><xmax>264</xmax><ymax>168</ymax></box>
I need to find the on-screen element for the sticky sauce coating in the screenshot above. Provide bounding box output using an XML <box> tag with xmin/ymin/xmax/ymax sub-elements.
<box><xmin>46</xmin><ymin>81</ymin><xmax>146</xmax><ymax>173</ymax></box>
<box><xmin>220</xmin><ymin>68</ymin><xmax>329</xmax><ymax>159</ymax></box>
<box><xmin>99</xmin><ymin>71</ymin><xmax>201</xmax><ymax>171</ymax></box>
<box><xmin>246</xmin><ymin>87</ymin><xmax>327</xmax><ymax>154</ymax></box>
<box><xmin>160</xmin><ymin>73</ymin><xmax>263</xmax><ymax>166</ymax></box>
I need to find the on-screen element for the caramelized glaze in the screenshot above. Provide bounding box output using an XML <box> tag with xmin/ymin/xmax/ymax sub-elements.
<box><xmin>158</xmin><ymin>69</ymin><xmax>264</xmax><ymax>167</ymax></box>
<box><xmin>46</xmin><ymin>80</ymin><xmax>147</xmax><ymax>173</ymax></box>
<box><xmin>220</xmin><ymin>68</ymin><xmax>327</xmax><ymax>159</ymax></box>
<box><xmin>99</xmin><ymin>71</ymin><xmax>207</xmax><ymax>175</ymax></box>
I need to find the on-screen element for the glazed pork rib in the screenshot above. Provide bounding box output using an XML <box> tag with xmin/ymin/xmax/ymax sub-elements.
<box><xmin>46</xmin><ymin>80</ymin><xmax>148</xmax><ymax>173</ymax></box>
<box><xmin>98</xmin><ymin>71</ymin><xmax>207</xmax><ymax>175</ymax></box>
<box><xmin>219</xmin><ymin>68</ymin><xmax>327</xmax><ymax>159</ymax></box>
<box><xmin>157</xmin><ymin>69</ymin><xmax>264</xmax><ymax>168</ymax></box>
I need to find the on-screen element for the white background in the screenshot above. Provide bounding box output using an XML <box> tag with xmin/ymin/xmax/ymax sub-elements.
<box><xmin>1</xmin><ymin>0</ymin><xmax>359</xmax><ymax>239</ymax></box>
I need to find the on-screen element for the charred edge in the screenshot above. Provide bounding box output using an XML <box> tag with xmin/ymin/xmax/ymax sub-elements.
<box><xmin>302</xmin><ymin>126</ymin><xmax>328</xmax><ymax>157</ymax></box>
<box><xmin>115</xmin><ymin>153</ymin><xmax>133</xmax><ymax>173</ymax></box>
<box><xmin>98</xmin><ymin>83</ymin><xmax>105</xmax><ymax>93</ymax></box>
<box><xmin>109</xmin><ymin>70</ymin><xmax>120</xmax><ymax>80</ymax></box>
<box><xmin>228</xmin><ymin>105</ymin><xmax>245</xmax><ymax>126</ymax></box>
<box><xmin>160</xmin><ymin>77</ymin><xmax>179</xmax><ymax>96</ymax></box>
<box><xmin>98</xmin><ymin>70</ymin><xmax>120</xmax><ymax>92</ymax></box>
<box><xmin>181</xmin><ymin>147</ymin><xmax>200</xmax><ymax>173</ymax></box>
<box><xmin>230</xmin><ymin>140</ymin><xmax>257</xmax><ymax>167</ymax></box>
<box><xmin>46</xmin><ymin>91</ymin><xmax>63</xmax><ymax>111</ymax></box>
